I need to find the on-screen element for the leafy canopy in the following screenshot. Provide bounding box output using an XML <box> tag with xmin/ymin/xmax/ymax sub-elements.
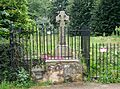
<box><xmin>91</xmin><ymin>0</ymin><xmax>120</xmax><ymax>36</ymax></box>
<box><xmin>70</xmin><ymin>0</ymin><xmax>94</xmax><ymax>30</ymax></box>
<box><xmin>0</xmin><ymin>0</ymin><xmax>33</xmax><ymax>38</ymax></box>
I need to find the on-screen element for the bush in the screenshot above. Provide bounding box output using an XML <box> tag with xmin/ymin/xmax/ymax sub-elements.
<box><xmin>0</xmin><ymin>43</ymin><xmax>24</xmax><ymax>82</ymax></box>
<box><xmin>14</xmin><ymin>67</ymin><xmax>34</xmax><ymax>88</ymax></box>
<box><xmin>0</xmin><ymin>43</ymin><xmax>17</xmax><ymax>82</ymax></box>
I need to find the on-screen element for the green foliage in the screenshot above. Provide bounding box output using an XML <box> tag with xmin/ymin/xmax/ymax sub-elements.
<box><xmin>0</xmin><ymin>43</ymin><xmax>17</xmax><ymax>82</ymax></box>
<box><xmin>14</xmin><ymin>67</ymin><xmax>34</xmax><ymax>88</ymax></box>
<box><xmin>28</xmin><ymin>0</ymin><xmax>53</xmax><ymax>28</ymax></box>
<box><xmin>114</xmin><ymin>27</ymin><xmax>120</xmax><ymax>36</ymax></box>
<box><xmin>91</xmin><ymin>0</ymin><xmax>120</xmax><ymax>36</ymax></box>
<box><xmin>28</xmin><ymin>0</ymin><xmax>52</xmax><ymax>18</ymax></box>
<box><xmin>49</xmin><ymin>0</ymin><xmax>69</xmax><ymax>27</ymax></box>
<box><xmin>0</xmin><ymin>67</ymin><xmax>34</xmax><ymax>89</ymax></box>
<box><xmin>0</xmin><ymin>81</ymin><xmax>14</xmax><ymax>89</ymax></box>
<box><xmin>70</xmin><ymin>0</ymin><xmax>94</xmax><ymax>30</ymax></box>
<box><xmin>0</xmin><ymin>43</ymin><xmax>26</xmax><ymax>82</ymax></box>
<box><xmin>0</xmin><ymin>0</ymin><xmax>33</xmax><ymax>38</ymax></box>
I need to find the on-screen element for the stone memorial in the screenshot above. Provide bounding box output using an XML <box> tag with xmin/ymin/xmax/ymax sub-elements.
<box><xmin>31</xmin><ymin>11</ymin><xmax>83</xmax><ymax>84</ymax></box>
<box><xmin>41</xmin><ymin>11</ymin><xmax>83</xmax><ymax>84</ymax></box>
<box><xmin>55</xmin><ymin>11</ymin><xmax>72</xmax><ymax>58</ymax></box>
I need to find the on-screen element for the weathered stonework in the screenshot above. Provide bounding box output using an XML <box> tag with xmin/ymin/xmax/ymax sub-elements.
<box><xmin>42</xmin><ymin>62</ymin><xmax>83</xmax><ymax>84</ymax></box>
<box><xmin>31</xmin><ymin>65</ymin><xmax>44</xmax><ymax>80</ymax></box>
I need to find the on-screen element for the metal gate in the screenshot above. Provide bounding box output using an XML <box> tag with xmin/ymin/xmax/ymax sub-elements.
<box><xmin>9</xmin><ymin>24</ymin><xmax>90</xmax><ymax>75</ymax></box>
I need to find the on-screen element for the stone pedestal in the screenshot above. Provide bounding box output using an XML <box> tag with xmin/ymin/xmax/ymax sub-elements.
<box><xmin>42</xmin><ymin>62</ymin><xmax>83</xmax><ymax>84</ymax></box>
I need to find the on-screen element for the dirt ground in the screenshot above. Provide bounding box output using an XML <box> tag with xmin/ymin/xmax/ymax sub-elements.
<box><xmin>30</xmin><ymin>82</ymin><xmax>120</xmax><ymax>89</ymax></box>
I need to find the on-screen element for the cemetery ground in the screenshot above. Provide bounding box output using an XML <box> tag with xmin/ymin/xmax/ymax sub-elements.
<box><xmin>1</xmin><ymin>81</ymin><xmax>120</xmax><ymax>89</ymax></box>
<box><xmin>30</xmin><ymin>82</ymin><xmax>120</xmax><ymax>89</ymax></box>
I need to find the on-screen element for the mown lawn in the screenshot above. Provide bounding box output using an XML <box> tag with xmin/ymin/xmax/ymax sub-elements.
<box><xmin>90</xmin><ymin>36</ymin><xmax>120</xmax><ymax>44</ymax></box>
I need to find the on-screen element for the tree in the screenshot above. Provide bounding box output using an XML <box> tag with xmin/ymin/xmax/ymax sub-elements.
<box><xmin>91</xmin><ymin>0</ymin><xmax>120</xmax><ymax>36</ymax></box>
<box><xmin>28</xmin><ymin>0</ymin><xmax>52</xmax><ymax>18</ymax></box>
<box><xmin>49</xmin><ymin>0</ymin><xmax>69</xmax><ymax>27</ymax></box>
<box><xmin>28</xmin><ymin>0</ymin><xmax>53</xmax><ymax>27</ymax></box>
<box><xmin>0</xmin><ymin>0</ymin><xmax>32</xmax><ymax>38</ymax></box>
<box><xmin>70</xmin><ymin>0</ymin><xmax>94</xmax><ymax>30</ymax></box>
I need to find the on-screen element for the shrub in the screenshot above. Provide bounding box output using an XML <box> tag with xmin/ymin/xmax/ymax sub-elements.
<box><xmin>14</xmin><ymin>67</ymin><xmax>34</xmax><ymax>88</ymax></box>
<box><xmin>0</xmin><ymin>43</ymin><xmax>24</xmax><ymax>82</ymax></box>
<box><xmin>0</xmin><ymin>43</ymin><xmax>17</xmax><ymax>82</ymax></box>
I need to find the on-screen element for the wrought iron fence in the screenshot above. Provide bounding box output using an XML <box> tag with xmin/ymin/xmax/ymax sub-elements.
<box><xmin>113</xmin><ymin>30</ymin><xmax>120</xmax><ymax>36</ymax></box>
<box><xmin>8</xmin><ymin>25</ymin><xmax>90</xmax><ymax>75</ymax></box>
<box><xmin>90</xmin><ymin>43</ymin><xmax>120</xmax><ymax>83</ymax></box>
<box><xmin>1</xmin><ymin>24</ymin><xmax>120</xmax><ymax>83</ymax></box>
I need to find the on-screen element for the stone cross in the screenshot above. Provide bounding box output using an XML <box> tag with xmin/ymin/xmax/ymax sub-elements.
<box><xmin>56</xmin><ymin>11</ymin><xmax>69</xmax><ymax>45</ymax></box>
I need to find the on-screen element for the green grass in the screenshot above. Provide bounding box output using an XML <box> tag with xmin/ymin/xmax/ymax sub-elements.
<box><xmin>37</xmin><ymin>81</ymin><xmax>52</xmax><ymax>86</ymax></box>
<box><xmin>0</xmin><ymin>81</ymin><xmax>13</xmax><ymax>89</ymax></box>
<box><xmin>0</xmin><ymin>80</ymin><xmax>36</xmax><ymax>89</ymax></box>
<box><xmin>90</xmin><ymin>36</ymin><xmax>120</xmax><ymax>44</ymax></box>
<box><xmin>0</xmin><ymin>81</ymin><xmax>20</xmax><ymax>89</ymax></box>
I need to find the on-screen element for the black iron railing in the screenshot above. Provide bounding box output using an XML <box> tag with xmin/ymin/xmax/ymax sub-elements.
<box><xmin>1</xmin><ymin>24</ymin><xmax>120</xmax><ymax>83</ymax></box>
<box><xmin>90</xmin><ymin>43</ymin><xmax>120</xmax><ymax>83</ymax></box>
<box><xmin>8</xmin><ymin>25</ymin><xmax>90</xmax><ymax>75</ymax></box>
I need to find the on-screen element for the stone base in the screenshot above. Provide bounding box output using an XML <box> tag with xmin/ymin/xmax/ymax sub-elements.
<box><xmin>42</xmin><ymin>62</ymin><xmax>83</xmax><ymax>84</ymax></box>
<box><xmin>31</xmin><ymin>65</ymin><xmax>45</xmax><ymax>80</ymax></box>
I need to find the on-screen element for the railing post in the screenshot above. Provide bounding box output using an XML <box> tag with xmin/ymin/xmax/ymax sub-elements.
<box><xmin>10</xmin><ymin>23</ymin><xmax>14</xmax><ymax>67</ymax></box>
<box><xmin>81</xmin><ymin>26</ymin><xmax>90</xmax><ymax>76</ymax></box>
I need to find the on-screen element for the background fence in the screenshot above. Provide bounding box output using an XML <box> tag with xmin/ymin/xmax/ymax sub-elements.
<box><xmin>90</xmin><ymin>43</ymin><xmax>120</xmax><ymax>83</ymax></box>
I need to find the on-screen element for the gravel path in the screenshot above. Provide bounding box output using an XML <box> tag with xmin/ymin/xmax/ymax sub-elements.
<box><xmin>30</xmin><ymin>82</ymin><xmax>120</xmax><ymax>89</ymax></box>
